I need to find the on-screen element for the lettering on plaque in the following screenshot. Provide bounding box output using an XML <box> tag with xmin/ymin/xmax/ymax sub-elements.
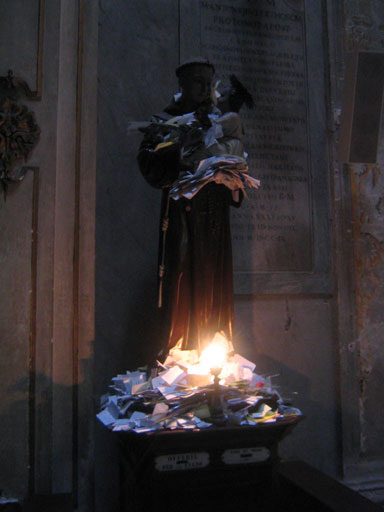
<box><xmin>200</xmin><ymin>0</ymin><xmax>312</xmax><ymax>272</ymax></box>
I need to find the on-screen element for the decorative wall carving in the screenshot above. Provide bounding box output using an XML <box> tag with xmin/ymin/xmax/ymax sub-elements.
<box><xmin>0</xmin><ymin>70</ymin><xmax>40</xmax><ymax>195</ymax></box>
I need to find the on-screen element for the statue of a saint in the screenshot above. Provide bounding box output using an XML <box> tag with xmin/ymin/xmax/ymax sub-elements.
<box><xmin>138</xmin><ymin>57</ymin><xmax>257</xmax><ymax>354</ymax></box>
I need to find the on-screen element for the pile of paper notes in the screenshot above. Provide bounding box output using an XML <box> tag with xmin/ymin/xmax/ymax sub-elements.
<box><xmin>97</xmin><ymin>344</ymin><xmax>301</xmax><ymax>434</ymax></box>
<box><xmin>169</xmin><ymin>155</ymin><xmax>260</xmax><ymax>200</ymax></box>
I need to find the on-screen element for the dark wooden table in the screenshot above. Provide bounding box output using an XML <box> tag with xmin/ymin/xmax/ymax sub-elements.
<box><xmin>117</xmin><ymin>416</ymin><xmax>301</xmax><ymax>512</ymax></box>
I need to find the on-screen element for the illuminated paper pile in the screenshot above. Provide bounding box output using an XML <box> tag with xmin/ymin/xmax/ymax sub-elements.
<box><xmin>97</xmin><ymin>335</ymin><xmax>301</xmax><ymax>433</ymax></box>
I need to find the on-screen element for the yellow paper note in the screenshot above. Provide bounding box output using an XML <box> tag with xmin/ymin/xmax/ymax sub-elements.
<box><xmin>154</xmin><ymin>141</ymin><xmax>175</xmax><ymax>152</ymax></box>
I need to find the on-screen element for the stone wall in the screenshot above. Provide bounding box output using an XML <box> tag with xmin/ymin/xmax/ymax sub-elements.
<box><xmin>338</xmin><ymin>0</ymin><xmax>384</xmax><ymax>498</ymax></box>
<box><xmin>1</xmin><ymin>0</ymin><xmax>383</xmax><ymax>509</ymax></box>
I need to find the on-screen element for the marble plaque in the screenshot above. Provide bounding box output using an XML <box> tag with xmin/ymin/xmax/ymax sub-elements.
<box><xmin>198</xmin><ymin>0</ymin><xmax>331</xmax><ymax>293</ymax></box>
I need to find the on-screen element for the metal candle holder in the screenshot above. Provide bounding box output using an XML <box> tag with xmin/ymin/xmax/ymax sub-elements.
<box><xmin>207</xmin><ymin>366</ymin><xmax>227</xmax><ymax>425</ymax></box>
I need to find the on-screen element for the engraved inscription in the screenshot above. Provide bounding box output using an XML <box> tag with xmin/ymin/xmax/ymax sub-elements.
<box><xmin>155</xmin><ymin>452</ymin><xmax>210</xmax><ymax>471</ymax></box>
<box><xmin>201</xmin><ymin>0</ymin><xmax>312</xmax><ymax>272</ymax></box>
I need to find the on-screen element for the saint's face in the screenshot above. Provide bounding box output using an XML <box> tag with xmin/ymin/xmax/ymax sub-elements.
<box><xmin>181</xmin><ymin>65</ymin><xmax>214</xmax><ymax>109</ymax></box>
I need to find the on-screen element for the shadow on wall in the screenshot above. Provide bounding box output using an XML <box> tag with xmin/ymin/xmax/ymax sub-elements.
<box><xmin>123</xmin><ymin>275</ymin><xmax>167</xmax><ymax>369</ymax></box>
<box><xmin>254</xmin><ymin>354</ymin><xmax>342</xmax><ymax>477</ymax></box>
<box><xmin>0</xmin><ymin>353</ymin><xmax>96</xmax><ymax>510</ymax></box>
<box><xmin>95</xmin><ymin>268</ymin><xmax>164</xmax><ymax>389</ymax></box>
<box><xmin>95</xmin><ymin>136</ymin><xmax>163</xmax><ymax>385</ymax></box>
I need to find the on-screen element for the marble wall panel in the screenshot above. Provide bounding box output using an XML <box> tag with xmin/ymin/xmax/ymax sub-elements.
<box><xmin>0</xmin><ymin>174</ymin><xmax>34</xmax><ymax>497</ymax></box>
<box><xmin>0</xmin><ymin>0</ymin><xmax>43</xmax><ymax>499</ymax></box>
<box><xmin>340</xmin><ymin>52</ymin><xmax>384</xmax><ymax>164</ymax></box>
<box><xmin>349</xmin><ymin>53</ymin><xmax>384</xmax><ymax>163</ymax></box>
<box><xmin>343</xmin><ymin>0</ymin><xmax>384</xmax><ymax>470</ymax></box>
<box><xmin>77</xmin><ymin>0</ymin><xmax>98</xmax><ymax>509</ymax></box>
<box><xmin>96</xmin><ymin>0</ymin><xmax>180</xmax><ymax>387</ymax></box>
<box><xmin>96</xmin><ymin>2</ymin><xmax>179</xmax><ymax>510</ymax></box>
<box><xmin>0</xmin><ymin>0</ymin><xmax>98</xmax><ymax>502</ymax></box>
<box><xmin>234</xmin><ymin>297</ymin><xmax>339</xmax><ymax>476</ymax></box>
<box><xmin>0</xmin><ymin>0</ymin><xmax>40</xmax><ymax>89</ymax></box>
<box><xmin>29</xmin><ymin>0</ymin><xmax>61</xmax><ymax>494</ymax></box>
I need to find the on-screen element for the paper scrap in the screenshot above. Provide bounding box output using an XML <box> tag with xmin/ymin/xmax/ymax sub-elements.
<box><xmin>232</xmin><ymin>354</ymin><xmax>256</xmax><ymax>372</ymax></box>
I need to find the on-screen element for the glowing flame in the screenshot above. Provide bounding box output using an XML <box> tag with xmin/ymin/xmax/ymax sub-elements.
<box><xmin>164</xmin><ymin>333</ymin><xmax>236</xmax><ymax>386</ymax></box>
<box><xmin>200</xmin><ymin>332</ymin><xmax>230</xmax><ymax>370</ymax></box>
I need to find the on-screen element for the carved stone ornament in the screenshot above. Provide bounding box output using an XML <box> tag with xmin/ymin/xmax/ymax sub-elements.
<box><xmin>0</xmin><ymin>70</ymin><xmax>40</xmax><ymax>196</ymax></box>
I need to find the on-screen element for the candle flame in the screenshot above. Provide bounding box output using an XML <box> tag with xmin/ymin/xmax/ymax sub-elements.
<box><xmin>200</xmin><ymin>332</ymin><xmax>230</xmax><ymax>370</ymax></box>
<box><xmin>162</xmin><ymin>332</ymin><xmax>264</xmax><ymax>389</ymax></box>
